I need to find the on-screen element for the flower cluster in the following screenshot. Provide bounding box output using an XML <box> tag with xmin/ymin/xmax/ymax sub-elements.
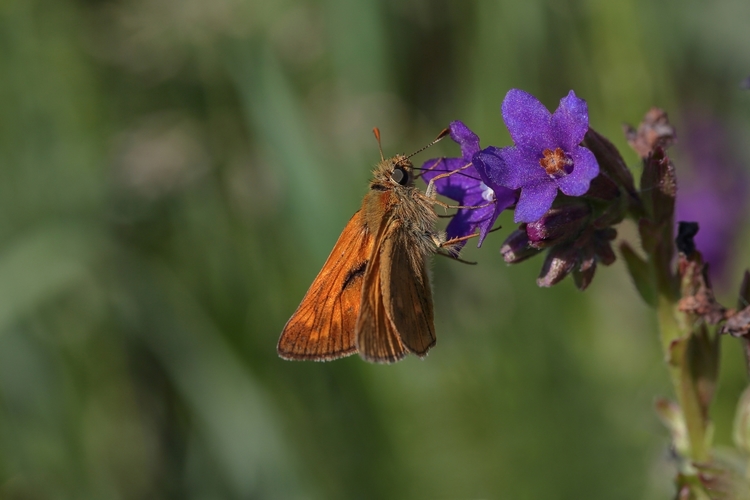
<box><xmin>422</xmin><ymin>89</ymin><xmax>628</xmax><ymax>289</ymax></box>
<box><xmin>420</xmin><ymin>87</ymin><xmax>750</xmax><ymax>497</ymax></box>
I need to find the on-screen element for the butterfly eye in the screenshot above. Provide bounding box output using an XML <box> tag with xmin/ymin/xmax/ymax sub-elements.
<box><xmin>391</xmin><ymin>167</ymin><xmax>409</xmax><ymax>186</ymax></box>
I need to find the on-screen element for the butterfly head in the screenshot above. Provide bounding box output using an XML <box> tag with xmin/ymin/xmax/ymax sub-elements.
<box><xmin>372</xmin><ymin>155</ymin><xmax>414</xmax><ymax>189</ymax></box>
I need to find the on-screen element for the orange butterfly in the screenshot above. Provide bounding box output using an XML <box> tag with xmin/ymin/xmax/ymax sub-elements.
<box><xmin>277</xmin><ymin>129</ymin><xmax>468</xmax><ymax>363</ymax></box>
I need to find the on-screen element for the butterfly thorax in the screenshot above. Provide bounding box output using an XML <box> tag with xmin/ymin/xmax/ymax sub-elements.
<box><xmin>364</xmin><ymin>155</ymin><xmax>438</xmax><ymax>258</ymax></box>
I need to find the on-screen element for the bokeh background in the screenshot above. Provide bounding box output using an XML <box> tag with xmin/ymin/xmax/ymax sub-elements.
<box><xmin>2</xmin><ymin>0</ymin><xmax>750</xmax><ymax>498</ymax></box>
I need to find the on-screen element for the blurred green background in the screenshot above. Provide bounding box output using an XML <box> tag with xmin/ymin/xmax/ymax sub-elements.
<box><xmin>2</xmin><ymin>0</ymin><xmax>750</xmax><ymax>498</ymax></box>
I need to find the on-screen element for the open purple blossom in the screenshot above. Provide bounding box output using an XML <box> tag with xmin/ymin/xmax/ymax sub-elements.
<box><xmin>421</xmin><ymin>121</ymin><xmax>515</xmax><ymax>247</ymax></box>
<box><xmin>475</xmin><ymin>89</ymin><xmax>600</xmax><ymax>223</ymax></box>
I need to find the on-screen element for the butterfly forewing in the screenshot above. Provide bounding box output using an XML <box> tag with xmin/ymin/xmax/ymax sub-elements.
<box><xmin>278</xmin><ymin>210</ymin><xmax>374</xmax><ymax>361</ymax></box>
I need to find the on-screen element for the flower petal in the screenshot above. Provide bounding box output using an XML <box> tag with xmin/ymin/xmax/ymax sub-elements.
<box><xmin>556</xmin><ymin>146</ymin><xmax>599</xmax><ymax>196</ymax></box>
<box><xmin>477</xmin><ymin>187</ymin><xmax>515</xmax><ymax>246</ymax></box>
<box><xmin>474</xmin><ymin>146</ymin><xmax>546</xmax><ymax>190</ymax></box>
<box><xmin>420</xmin><ymin>157</ymin><xmax>466</xmax><ymax>183</ymax></box>
<box><xmin>551</xmin><ymin>90</ymin><xmax>589</xmax><ymax>151</ymax></box>
<box><xmin>449</xmin><ymin>120</ymin><xmax>481</xmax><ymax>159</ymax></box>
<box><xmin>514</xmin><ymin>180</ymin><xmax>558</xmax><ymax>223</ymax></box>
<box><xmin>502</xmin><ymin>89</ymin><xmax>555</xmax><ymax>152</ymax></box>
<box><xmin>445</xmin><ymin>206</ymin><xmax>489</xmax><ymax>242</ymax></box>
<box><xmin>444</xmin><ymin>185</ymin><xmax>513</xmax><ymax>248</ymax></box>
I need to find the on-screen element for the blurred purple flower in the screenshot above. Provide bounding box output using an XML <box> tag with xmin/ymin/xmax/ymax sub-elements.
<box><xmin>421</xmin><ymin>121</ymin><xmax>515</xmax><ymax>247</ymax></box>
<box><xmin>475</xmin><ymin>89</ymin><xmax>599</xmax><ymax>223</ymax></box>
<box><xmin>675</xmin><ymin>112</ymin><xmax>749</xmax><ymax>284</ymax></box>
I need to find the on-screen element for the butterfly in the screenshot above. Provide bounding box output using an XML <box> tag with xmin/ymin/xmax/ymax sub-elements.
<box><xmin>277</xmin><ymin>129</ymin><xmax>467</xmax><ymax>363</ymax></box>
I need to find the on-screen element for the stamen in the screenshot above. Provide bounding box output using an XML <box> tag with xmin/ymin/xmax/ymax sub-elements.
<box><xmin>539</xmin><ymin>148</ymin><xmax>573</xmax><ymax>177</ymax></box>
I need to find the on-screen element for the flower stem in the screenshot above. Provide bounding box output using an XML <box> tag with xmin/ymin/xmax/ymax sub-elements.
<box><xmin>656</xmin><ymin>294</ymin><xmax>710</xmax><ymax>464</ymax></box>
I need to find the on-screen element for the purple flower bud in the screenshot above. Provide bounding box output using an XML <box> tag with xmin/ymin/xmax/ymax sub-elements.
<box><xmin>582</xmin><ymin>128</ymin><xmax>636</xmax><ymax>198</ymax></box>
<box><xmin>573</xmin><ymin>247</ymin><xmax>597</xmax><ymax>291</ymax></box>
<box><xmin>500</xmin><ymin>227</ymin><xmax>541</xmax><ymax>264</ymax></box>
<box><xmin>585</xmin><ymin>173</ymin><xmax>621</xmax><ymax>203</ymax></box>
<box><xmin>537</xmin><ymin>243</ymin><xmax>579</xmax><ymax>287</ymax></box>
<box><xmin>534</xmin><ymin>227</ymin><xmax>616</xmax><ymax>289</ymax></box>
<box><xmin>592</xmin><ymin>227</ymin><xmax>617</xmax><ymax>266</ymax></box>
<box><xmin>525</xmin><ymin>202</ymin><xmax>591</xmax><ymax>249</ymax></box>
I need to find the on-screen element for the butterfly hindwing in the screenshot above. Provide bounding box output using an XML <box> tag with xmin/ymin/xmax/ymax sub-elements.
<box><xmin>380</xmin><ymin>226</ymin><xmax>436</xmax><ymax>357</ymax></box>
<box><xmin>355</xmin><ymin>218</ymin><xmax>409</xmax><ymax>363</ymax></box>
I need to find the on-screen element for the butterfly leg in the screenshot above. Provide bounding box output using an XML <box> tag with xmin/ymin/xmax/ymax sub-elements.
<box><xmin>424</xmin><ymin>162</ymin><xmax>474</xmax><ymax>199</ymax></box>
<box><xmin>432</xmin><ymin>224</ymin><xmax>503</xmax><ymax>261</ymax></box>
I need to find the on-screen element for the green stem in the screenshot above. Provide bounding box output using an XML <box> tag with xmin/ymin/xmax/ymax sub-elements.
<box><xmin>656</xmin><ymin>294</ymin><xmax>710</xmax><ymax>463</ymax></box>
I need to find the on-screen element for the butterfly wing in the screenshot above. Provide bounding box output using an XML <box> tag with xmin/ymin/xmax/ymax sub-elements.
<box><xmin>380</xmin><ymin>227</ymin><xmax>436</xmax><ymax>357</ymax></box>
<box><xmin>356</xmin><ymin>218</ymin><xmax>436</xmax><ymax>363</ymax></box>
<box><xmin>278</xmin><ymin>210</ymin><xmax>373</xmax><ymax>361</ymax></box>
<box><xmin>355</xmin><ymin>218</ymin><xmax>409</xmax><ymax>363</ymax></box>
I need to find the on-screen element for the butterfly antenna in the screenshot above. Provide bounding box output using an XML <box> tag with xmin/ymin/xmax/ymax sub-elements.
<box><xmin>407</xmin><ymin>127</ymin><xmax>450</xmax><ymax>159</ymax></box>
<box><xmin>372</xmin><ymin>128</ymin><xmax>385</xmax><ymax>161</ymax></box>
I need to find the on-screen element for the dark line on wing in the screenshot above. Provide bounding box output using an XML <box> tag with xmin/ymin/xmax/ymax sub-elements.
<box><xmin>341</xmin><ymin>260</ymin><xmax>367</xmax><ymax>292</ymax></box>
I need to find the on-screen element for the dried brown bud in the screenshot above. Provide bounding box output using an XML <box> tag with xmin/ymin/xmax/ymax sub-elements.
<box><xmin>722</xmin><ymin>306</ymin><xmax>750</xmax><ymax>337</ymax></box>
<box><xmin>640</xmin><ymin>147</ymin><xmax>676</xmax><ymax>227</ymax></box>
<box><xmin>677</xmin><ymin>253</ymin><xmax>727</xmax><ymax>325</ymax></box>
<box><xmin>624</xmin><ymin>108</ymin><xmax>676</xmax><ymax>158</ymax></box>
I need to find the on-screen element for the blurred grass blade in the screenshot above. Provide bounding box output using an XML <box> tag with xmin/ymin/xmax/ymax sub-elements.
<box><xmin>225</xmin><ymin>43</ymin><xmax>334</xmax><ymax>259</ymax></box>
<box><xmin>322</xmin><ymin>0</ymin><xmax>389</xmax><ymax>93</ymax></box>
<box><xmin>0</xmin><ymin>224</ymin><xmax>101</xmax><ymax>334</ymax></box>
<box><xmin>126</xmin><ymin>261</ymin><xmax>296</xmax><ymax>498</ymax></box>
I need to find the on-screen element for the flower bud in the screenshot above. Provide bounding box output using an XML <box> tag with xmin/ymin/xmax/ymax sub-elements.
<box><xmin>582</xmin><ymin>128</ymin><xmax>636</xmax><ymax>196</ymax></box>
<box><xmin>537</xmin><ymin>243</ymin><xmax>579</xmax><ymax>287</ymax></box>
<box><xmin>584</xmin><ymin>172</ymin><xmax>621</xmax><ymax>202</ymax></box>
<box><xmin>722</xmin><ymin>306</ymin><xmax>750</xmax><ymax>337</ymax></box>
<box><xmin>676</xmin><ymin>221</ymin><xmax>699</xmax><ymax>256</ymax></box>
<box><xmin>573</xmin><ymin>247</ymin><xmax>596</xmax><ymax>290</ymax></box>
<box><xmin>500</xmin><ymin>227</ymin><xmax>541</xmax><ymax>264</ymax></box>
<box><xmin>623</xmin><ymin>107</ymin><xmax>676</xmax><ymax>159</ymax></box>
<box><xmin>525</xmin><ymin>203</ymin><xmax>591</xmax><ymax>249</ymax></box>
<box><xmin>641</xmin><ymin>147</ymin><xmax>676</xmax><ymax>227</ymax></box>
<box><xmin>677</xmin><ymin>251</ymin><xmax>726</xmax><ymax>326</ymax></box>
<box><xmin>592</xmin><ymin>227</ymin><xmax>617</xmax><ymax>266</ymax></box>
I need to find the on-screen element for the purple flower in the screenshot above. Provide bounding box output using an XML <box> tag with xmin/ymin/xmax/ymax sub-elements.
<box><xmin>675</xmin><ymin>111</ymin><xmax>749</xmax><ymax>285</ymax></box>
<box><xmin>475</xmin><ymin>89</ymin><xmax>600</xmax><ymax>223</ymax></box>
<box><xmin>421</xmin><ymin>121</ymin><xmax>515</xmax><ymax>247</ymax></box>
